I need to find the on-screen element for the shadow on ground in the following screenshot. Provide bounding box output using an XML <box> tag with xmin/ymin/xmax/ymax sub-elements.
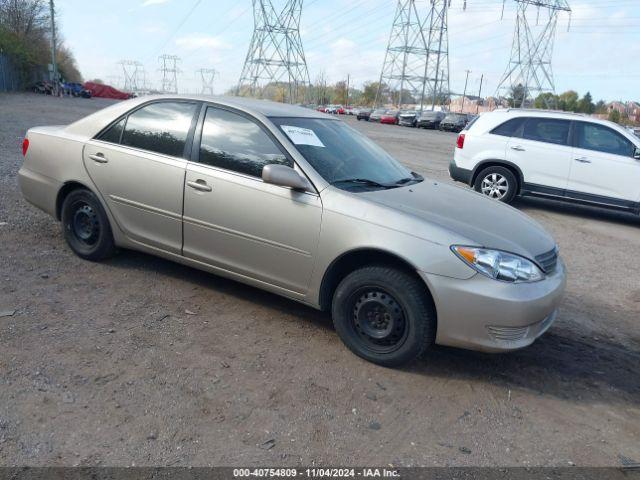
<box><xmin>106</xmin><ymin>249</ymin><xmax>640</xmax><ymax>408</ymax></box>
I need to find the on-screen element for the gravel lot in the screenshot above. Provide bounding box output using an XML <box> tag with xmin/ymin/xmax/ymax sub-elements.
<box><xmin>0</xmin><ymin>93</ymin><xmax>639</xmax><ymax>467</ymax></box>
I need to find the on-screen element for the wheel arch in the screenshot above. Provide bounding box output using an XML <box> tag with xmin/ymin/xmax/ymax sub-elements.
<box><xmin>318</xmin><ymin>248</ymin><xmax>437</xmax><ymax>318</ymax></box>
<box><xmin>55</xmin><ymin>180</ymin><xmax>94</xmax><ymax>220</ymax></box>
<box><xmin>471</xmin><ymin>160</ymin><xmax>524</xmax><ymax>192</ymax></box>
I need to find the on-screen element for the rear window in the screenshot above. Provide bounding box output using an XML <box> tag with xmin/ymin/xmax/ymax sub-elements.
<box><xmin>121</xmin><ymin>101</ymin><xmax>198</xmax><ymax>157</ymax></box>
<box><xmin>522</xmin><ymin>118</ymin><xmax>571</xmax><ymax>146</ymax></box>
<box><xmin>491</xmin><ymin>117</ymin><xmax>525</xmax><ymax>137</ymax></box>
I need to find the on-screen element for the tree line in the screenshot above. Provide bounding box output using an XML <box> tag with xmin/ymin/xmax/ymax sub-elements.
<box><xmin>0</xmin><ymin>0</ymin><xmax>81</xmax><ymax>86</ymax></box>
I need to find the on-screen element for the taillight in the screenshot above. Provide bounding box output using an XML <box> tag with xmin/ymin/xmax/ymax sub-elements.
<box><xmin>22</xmin><ymin>138</ymin><xmax>29</xmax><ymax>157</ymax></box>
<box><xmin>456</xmin><ymin>133</ymin><xmax>465</xmax><ymax>149</ymax></box>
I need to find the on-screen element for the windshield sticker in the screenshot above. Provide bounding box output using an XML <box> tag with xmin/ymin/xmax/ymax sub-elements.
<box><xmin>281</xmin><ymin>125</ymin><xmax>325</xmax><ymax>148</ymax></box>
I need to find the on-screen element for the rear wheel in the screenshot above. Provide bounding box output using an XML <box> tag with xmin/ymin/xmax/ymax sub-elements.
<box><xmin>332</xmin><ymin>265</ymin><xmax>436</xmax><ymax>367</ymax></box>
<box><xmin>474</xmin><ymin>165</ymin><xmax>518</xmax><ymax>204</ymax></box>
<box><xmin>61</xmin><ymin>189</ymin><xmax>116</xmax><ymax>261</ymax></box>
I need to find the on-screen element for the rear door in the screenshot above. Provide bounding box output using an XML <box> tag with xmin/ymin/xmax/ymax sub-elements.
<box><xmin>182</xmin><ymin>106</ymin><xmax>322</xmax><ymax>295</ymax></box>
<box><xmin>568</xmin><ymin>121</ymin><xmax>640</xmax><ymax>207</ymax></box>
<box><xmin>506</xmin><ymin>117</ymin><xmax>572</xmax><ymax>192</ymax></box>
<box><xmin>84</xmin><ymin>100</ymin><xmax>200</xmax><ymax>253</ymax></box>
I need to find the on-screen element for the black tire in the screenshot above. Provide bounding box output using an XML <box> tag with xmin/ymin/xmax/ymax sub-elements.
<box><xmin>473</xmin><ymin>165</ymin><xmax>518</xmax><ymax>204</ymax></box>
<box><xmin>61</xmin><ymin>189</ymin><xmax>116</xmax><ymax>261</ymax></box>
<box><xmin>332</xmin><ymin>265</ymin><xmax>436</xmax><ymax>367</ymax></box>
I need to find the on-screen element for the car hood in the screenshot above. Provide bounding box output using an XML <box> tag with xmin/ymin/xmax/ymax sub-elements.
<box><xmin>359</xmin><ymin>180</ymin><xmax>556</xmax><ymax>260</ymax></box>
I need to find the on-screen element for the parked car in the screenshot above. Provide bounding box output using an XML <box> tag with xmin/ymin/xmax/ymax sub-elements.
<box><xmin>380</xmin><ymin>110</ymin><xmax>400</xmax><ymax>125</ymax></box>
<box><xmin>398</xmin><ymin>110</ymin><xmax>419</xmax><ymax>127</ymax></box>
<box><xmin>449</xmin><ymin>109</ymin><xmax>640</xmax><ymax>214</ymax></box>
<box><xmin>31</xmin><ymin>81</ymin><xmax>53</xmax><ymax>95</ymax></box>
<box><xmin>316</xmin><ymin>105</ymin><xmax>327</xmax><ymax>113</ymax></box>
<box><xmin>356</xmin><ymin>108</ymin><xmax>373</xmax><ymax>121</ymax></box>
<box><xmin>417</xmin><ymin>111</ymin><xmax>446</xmax><ymax>129</ymax></box>
<box><xmin>344</xmin><ymin>106</ymin><xmax>354</xmax><ymax>115</ymax></box>
<box><xmin>63</xmin><ymin>82</ymin><xmax>92</xmax><ymax>98</ymax></box>
<box><xmin>440</xmin><ymin>113</ymin><xmax>469</xmax><ymax>132</ymax></box>
<box><xmin>368</xmin><ymin>108</ymin><xmax>386</xmax><ymax>122</ymax></box>
<box><xmin>19</xmin><ymin>96</ymin><xmax>566</xmax><ymax>366</ymax></box>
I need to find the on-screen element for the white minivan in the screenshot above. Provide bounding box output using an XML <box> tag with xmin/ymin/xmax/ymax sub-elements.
<box><xmin>449</xmin><ymin>109</ymin><xmax>640</xmax><ymax>215</ymax></box>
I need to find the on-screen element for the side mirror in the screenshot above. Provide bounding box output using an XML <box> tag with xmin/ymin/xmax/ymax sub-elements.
<box><xmin>262</xmin><ymin>164</ymin><xmax>312</xmax><ymax>192</ymax></box>
<box><xmin>634</xmin><ymin>147</ymin><xmax>640</xmax><ymax>160</ymax></box>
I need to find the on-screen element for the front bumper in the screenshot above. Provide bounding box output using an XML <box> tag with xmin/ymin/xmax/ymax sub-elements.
<box><xmin>419</xmin><ymin>258</ymin><xmax>566</xmax><ymax>352</ymax></box>
<box><xmin>440</xmin><ymin>124</ymin><xmax>462</xmax><ymax>131</ymax></box>
<box><xmin>418</xmin><ymin>121</ymin><xmax>438</xmax><ymax>128</ymax></box>
<box><xmin>398</xmin><ymin>119</ymin><xmax>416</xmax><ymax>126</ymax></box>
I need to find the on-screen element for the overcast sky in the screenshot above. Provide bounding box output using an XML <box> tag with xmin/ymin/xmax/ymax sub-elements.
<box><xmin>55</xmin><ymin>0</ymin><xmax>639</xmax><ymax>102</ymax></box>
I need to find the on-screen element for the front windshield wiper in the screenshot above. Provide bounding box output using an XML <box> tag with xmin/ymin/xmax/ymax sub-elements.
<box><xmin>330</xmin><ymin>178</ymin><xmax>397</xmax><ymax>189</ymax></box>
<box><xmin>394</xmin><ymin>172</ymin><xmax>424</xmax><ymax>185</ymax></box>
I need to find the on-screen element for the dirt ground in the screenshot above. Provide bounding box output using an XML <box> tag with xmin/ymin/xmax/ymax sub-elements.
<box><xmin>0</xmin><ymin>93</ymin><xmax>639</xmax><ymax>467</ymax></box>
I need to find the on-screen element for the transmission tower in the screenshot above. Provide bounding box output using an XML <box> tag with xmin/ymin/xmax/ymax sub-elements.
<box><xmin>496</xmin><ymin>0</ymin><xmax>571</xmax><ymax>107</ymax></box>
<box><xmin>376</xmin><ymin>1</ymin><xmax>463</xmax><ymax>111</ymax></box>
<box><xmin>118</xmin><ymin>60</ymin><xmax>142</xmax><ymax>93</ymax></box>
<box><xmin>237</xmin><ymin>0</ymin><xmax>310</xmax><ymax>104</ymax></box>
<box><xmin>197</xmin><ymin>68</ymin><xmax>218</xmax><ymax>95</ymax></box>
<box><xmin>158</xmin><ymin>54</ymin><xmax>181</xmax><ymax>94</ymax></box>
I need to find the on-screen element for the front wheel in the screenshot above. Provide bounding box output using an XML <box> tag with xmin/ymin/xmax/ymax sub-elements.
<box><xmin>332</xmin><ymin>266</ymin><xmax>436</xmax><ymax>367</ymax></box>
<box><xmin>473</xmin><ymin>166</ymin><xmax>518</xmax><ymax>203</ymax></box>
<box><xmin>61</xmin><ymin>189</ymin><xmax>116</xmax><ymax>261</ymax></box>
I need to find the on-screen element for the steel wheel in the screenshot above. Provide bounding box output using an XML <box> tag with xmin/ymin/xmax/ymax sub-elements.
<box><xmin>349</xmin><ymin>287</ymin><xmax>408</xmax><ymax>354</ymax></box>
<box><xmin>480</xmin><ymin>173</ymin><xmax>509</xmax><ymax>200</ymax></box>
<box><xmin>71</xmin><ymin>202</ymin><xmax>100</xmax><ymax>246</ymax></box>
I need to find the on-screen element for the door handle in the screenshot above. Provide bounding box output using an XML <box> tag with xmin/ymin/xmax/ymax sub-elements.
<box><xmin>574</xmin><ymin>157</ymin><xmax>591</xmax><ymax>163</ymax></box>
<box><xmin>187</xmin><ymin>180</ymin><xmax>212</xmax><ymax>192</ymax></box>
<box><xmin>89</xmin><ymin>153</ymin><xmax>108</xmax><ymax>163</ymax></box>
<box><xmin>510</xmin><ymin>145</ymin><xmax>525</xmax><ymax>152</ymax></box>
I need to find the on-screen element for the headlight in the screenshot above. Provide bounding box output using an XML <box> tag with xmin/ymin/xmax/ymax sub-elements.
<box><xmin>451</xmin><ymin>246</ymin><xmax>544</xmax><ymax>283</ymax></box>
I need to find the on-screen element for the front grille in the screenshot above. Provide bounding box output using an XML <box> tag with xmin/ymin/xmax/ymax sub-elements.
<box><xmin>535</xmin><ymin>247</ymin><xmax>558</xmax><ymax>274</ymax></box>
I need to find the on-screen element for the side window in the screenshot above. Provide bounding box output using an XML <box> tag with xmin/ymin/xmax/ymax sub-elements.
<box><xmin>198</xmin><ymin>107</ymin><xmax>291</xmax><ymax>177</ymax></box>
<box><xmin>522</xmin><ymin>118</ymin><xmax>570</xmax><ymax>146</ymax></box>
<box><xmin>576</xmin><ymin>122</ymin><xmax>634</xmax><ymax>157</ymax></box>
<box><xmin>98</xmin><ymin>118</ymin><xmax>125</xmax><ymax>144</ymax></box>
<box><xmin>490</xmin><ymin>117</ymin><xmax>524</xmax><ymax>137</ymax></box>
<box><xmin>121</xmin><ymin>102</ymin><xmax>198</xmax><ymax>157</ymax></box>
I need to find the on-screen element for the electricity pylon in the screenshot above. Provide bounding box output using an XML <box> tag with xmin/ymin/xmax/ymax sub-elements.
<box><xmin>496</xmin><ymin>0</ymin><xmax>571</xmax><ymax>108</ymax></box>
<box><xmin>237</xmin><ymin>0</ymin><xmax>310</xmax><ymax>104</ymax></box>
<box><xmin>197</xmin><ymin>68</ymin><xmax>218</xmax><ymax>95</ymax></box>
<box><xmin>118</xmin><ymin>60</ymin><xmax>142</xmax><ymax>93</ymax></box>
<box><xmin>376</xmin><ymin>0</ymin><xmax>461</xmax><ymax>111</ymax></box>
<box><xmin>158</xmin><ymin>54</ymin><xmax>181</xmax><ymax>94</ymax></box>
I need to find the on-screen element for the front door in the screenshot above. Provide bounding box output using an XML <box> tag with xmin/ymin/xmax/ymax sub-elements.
<box><xmin>182</xmin><ymin>106</ymin><xmax>322</xmax><ymax>295</ymax></box>
<box><xmin>506</xmin><ymin>117</ymin><xmax>573</xmax><ymax>192</ymax></box>
<box><xmin>84</xmin><ymin>101</ymin><xmax>200</xmax><ymax>253</ymax></box>
<box><xmin>568</xmin><ymin>121</ymin><xmax>640</xmax><ymax>208</ymax></box>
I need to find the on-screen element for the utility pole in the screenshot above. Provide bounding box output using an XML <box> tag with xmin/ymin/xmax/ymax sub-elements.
<box><xmin>477</xmin><ymin>73</ymin><xmax>483</xmax><ymax>114</ymax></box>
<box><xmin>345</xmin><ymin>74</ymin><xmax>350</xmax><ymax>107</ymax></box>
<box><xmin>238</xmin><ymin>0</ymin><xmax>310</xmax><ymax>104</ymax></box>
<box><xmin>460</xmin><ymin>69</ymin><xmax>471</xmax><ymax>113</ymax></box>
<box><xmin>496</xmin><ymin>0</ymin><xmax>571</xmax><ymax>108</ymax></box>
<box><xmin>158</xmin><ymin>54</ymin><xmax>181</xmax><ymax>94</ymax></box>
<box><xmin>49</xmin><ymin>0</ymin><xmax>58</xmax><ymax>96</ymax></box>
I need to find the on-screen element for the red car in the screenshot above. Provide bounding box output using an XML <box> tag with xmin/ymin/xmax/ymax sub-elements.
<box><xmin>316</xmin><ymin>105</ymin><xmax>327</xmax><ymax>113</ymax></box>
<box><xmin>380</xmin><ymin>110</ymin><xmax>400</xmax><ymax>125</ymax></box>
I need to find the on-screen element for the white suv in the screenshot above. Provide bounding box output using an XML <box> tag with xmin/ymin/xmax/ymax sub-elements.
<box><xmin>449</xmin><ymin>109</ymin><xmax>640</xmax><ymax>215</ymax></box>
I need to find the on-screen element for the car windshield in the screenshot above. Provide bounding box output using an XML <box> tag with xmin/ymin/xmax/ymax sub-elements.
<box><xmin>420</xmin><ymin>112</ymin><xmax>440</xmax><ymax>119</ymax></box>
<box><xmin>271</xmin><ymin>117</ymin><xmax>420</xmax><ymax>190</ymax></box>
<box><xmin>385</xmin><ymin>110</ymin><xmax>399</xmax><ymax>115</ymax></box>
<box><xmin>372</xmin><ymin>109</ymin><xmax>386</xmax><ymax>115</ymax></box>
<box><xmin>444</xmin><ymin>114</ymin><xmax>464</xmax><ymax>121</ymax></box>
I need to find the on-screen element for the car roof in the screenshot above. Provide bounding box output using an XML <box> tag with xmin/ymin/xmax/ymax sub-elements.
<box><xmin>65</xmin><ymin>94</ymin><xmax>332</xmax><ymax>138</ymax></box>
<box><xmin>467</xmin><ymin>108</ymin><xmax>640</xmax><ymax>143</ymax></box>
